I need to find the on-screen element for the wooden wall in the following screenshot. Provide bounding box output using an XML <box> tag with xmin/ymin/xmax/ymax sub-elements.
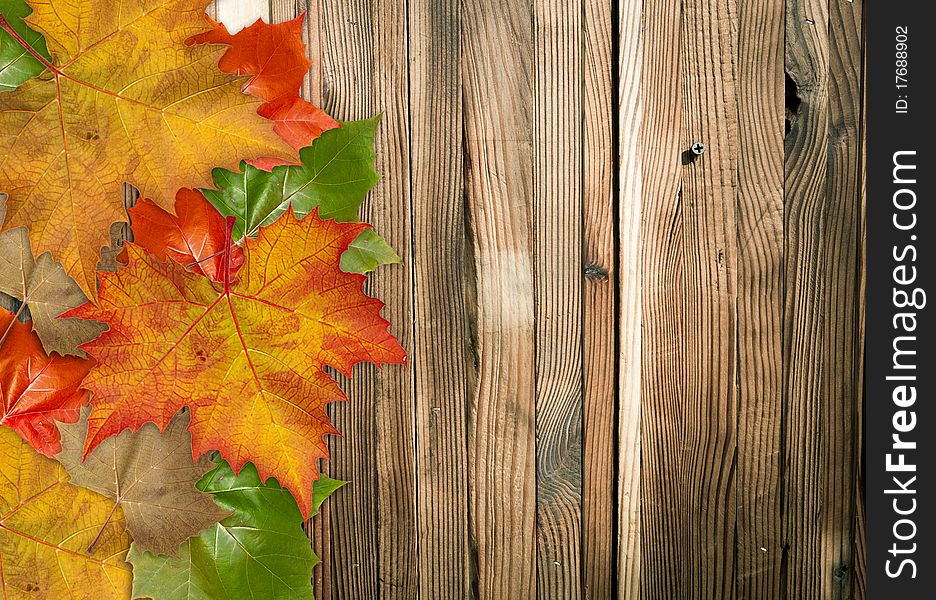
<box><xmin>1</xmin><ymin>0</ymin><xmax>865</xmax><ymax>597</ymax></box>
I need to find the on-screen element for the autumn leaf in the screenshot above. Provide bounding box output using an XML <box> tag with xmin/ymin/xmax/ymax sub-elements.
<box><xmin>0</xmin><ymin>307</ymin><xmax>91</xmax><ymax>456</ymax></box>
<box><xmin>310</xmin><ymin>474</ymin><xmax>348</xmax><ymax>517</ymax></box>
<box><xmin>0</xmin><ymin>226</ymin><xmax>106</xmax><ymax>356</ymax></box>
<box><xmin>0</xmin><ymin>0</ymin><xmax>50</xmax><ymax>92</ymax></box>
<box><xmin>129</xmin><ymin>188</ymin><xmax>245</xmax><ymax>283</ymax></box>
<box><xmin>56</xmin><ymin>406</ymin><xmax>231</xmax><ymax>557</ymax></box>
<box><xmin>187</xmin><ymin>14</ymin><xmax>338</xmax><ymax>153</ymax></box>
<box><xmin>66</xmin><ymin>209</ymin><xmax>406</xmax><ymax>516</ymax></box>
<box><xmin>0</xmin><ymin>0</ymin><xmax>295</xmax><ymax>297</ymax></box>
<box><xmin>201</xmin><ymin>117</ymin><xmax>401</xmax><ymax>274</ymax></box>
<box><xmin>128</xmin><ymin>460</ymin><xmax>343</xmax><ymax>600</ymax></box>
<box><xmin>340</xmin><ymin>228</ymin><xmax>403</xmax><ymax>275</ymax></box>
<box><xmin>0</xmin><ymin>426</ymin><xmax>132</xmax><ymax>598</ymax></box>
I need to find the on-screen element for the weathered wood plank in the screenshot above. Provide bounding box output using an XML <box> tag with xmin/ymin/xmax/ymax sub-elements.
<box><xmin>408</xmin><ymin>0</ymin><xmax>473</xmax><ymax>596</ymax></box>
<box><xmin>368</xmin><ymin>1</ymin><xmax>417</xmax><ymax>595</ymax></box>
<box><xmin>581</xmin><ymin>0</ymin><xmax>616</xmax><ymax>594</ymax></box>
<box><xmin>533</xmin><ymin>0</ymin><xmax>584</xmax><ymax>597</ymax></box>
<box><xmin>782</xmin><ymin>0</ymin><xmax>864</xmax><ymax>596</ymax></box>
<box><xmin>641</xmin><ymin>0</ymin><xmax>741</xmax><ymax>596</ymax></box>
<box><xmin>463</xmin><ymin>0</ymin><xmax>537</xmax><ymax>596</ymax></box>
<box><xmin>616</xmin><ymin>0</ymin><xmax>642</xmax><ymax>597</ymax></box>
<box><xmin>307</xmin><ymin>0</ymin><xmax>417</xmax><ymax>597</ymax></box>
<box><xmin>313</xmin><ymin>2</ymin><xmax>383</xmax><ymax>596</ymax></box>
<box><xmin>781</xmin><ymin>0</ymin><xmax>832</xmax><ymax>596</ymax></box>
<box><xmin>734</xmin><ymin>0</ymin><xmax>784</xmax><ymax>597</ymax></box>
<box><xmin>211</xmin><ymin>2</ymin><xmax>341</xmax><ymax>595</ymax></box>
<box><xmin>637</xmin><ymin>0</ymin><xmax>684</xmax><ymax>594</ymax></box>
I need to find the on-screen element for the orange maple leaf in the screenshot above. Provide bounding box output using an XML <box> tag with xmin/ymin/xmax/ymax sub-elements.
<box><xmin>65</xmin><ymin>209</ymin><xmax>405</xmax><ymax>517</ymax></box>
<box><xmin>187</xmin><ymin>14</ymin><xmax>339</xmax><ymax>155</ymax></box>
<box><xmin>129</xmin><ymin>188</ymin><xmax>245</xmax><ymax>283</ymax></box>
<box><xmin>0</xmin><ymin>308</ymin><xmax>92</xmax><ymax>456</ymax></box>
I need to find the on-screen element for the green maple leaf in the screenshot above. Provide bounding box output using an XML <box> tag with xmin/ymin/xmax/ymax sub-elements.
<box><xmin>0</xmin><ymin>0</ymin><xmax>52</xmax><ymax>92</ymax></box>
<box><xmin>200</xmin><ymin>116</ymin><xmax>401</xmax><ymax>274</ymax></box>
<box><xmin>128</xmin><ymin>460</ymin><xmax>346</xmax><ymax>600</ymax></box>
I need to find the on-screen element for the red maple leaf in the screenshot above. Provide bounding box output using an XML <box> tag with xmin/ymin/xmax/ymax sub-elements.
<box><xmin>0</xmin><ymin>308</ymin><xmax>93</xmax><ymax>456</ymax></box>
<box><xmin>65</xmin><ymin>209</ymin><xmax>405</xmax><ymax>516</ymax></box>
<box><xmin>129</xmin><ymin>188</ymin><xmax>245</xmax><ymax>283</ymax></box>
<box><xmin>187</xmin><ymin>14</ymin><xmax>339</xmax><ymax>157</ymax></box>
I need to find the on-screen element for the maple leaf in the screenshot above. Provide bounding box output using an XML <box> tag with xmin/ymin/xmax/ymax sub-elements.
<box><xmin>0</xmin><ymin>307</ymin><xmax>91</xmax><ymax>456</ymax></box>
<box><xmin>0</xmin><ymin>0</ymin><xmax>50</xmax><ymax>92</ymax></box>
<box><xmin>0</xmin><ymin>0</ymin><xmax>295</xmax><ymax>297</ymax></box>
<box><xmin>201</xmin><ymin>117</ymin><xmax>401</xmax><ymax>274</ymax></box>
<box><xmin>66</xmin><ymin>209</ymin><xmax>406</xmax><ymax>517</ymax></box>
<box><xmin>0</xmin><ymin>426</ymin><xmax>132</xmax><ymax>598</ymax></box>
<box><xmin>56</xmin><ymin>406</ymin><xmax>231</xmax><ymax>557</ymax></box>
<box><xmin>129</xmin><ymin>188</ymin><xmax>245</xmax><ymax>283</ymax></box>
<box><xmin>187</xmin><ymin>14</ymin><xmax>339</xmax><ymax>153</ymax></box>
<box><xmin>0</xmin><ymin>226</ymin><xmax>106</xmax><ymax>356</ymax></box>
<box><xmin>127</xmin><ymin>460</ymin><xmax>343</xmax><ymax>600</ymax></box>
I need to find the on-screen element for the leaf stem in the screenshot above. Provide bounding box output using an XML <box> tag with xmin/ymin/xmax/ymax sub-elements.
<box><xmin>0</xmin><ymin>301</ymin><xmax>26</xmax><ymax>351</ymax></box>
<box><xmin>0</xmin><ymin>16</ymin><xmax>58</xmax><ymax>74</ymax></box>
<box><xmin>223</xmin><ymin>216</ymin><xmax>235</xmax><ymax>294</ymax></box>
<box><xmin>86</xmin><ymin>501</ymin><xmax>120</xmax><ymax>554</ymax></box>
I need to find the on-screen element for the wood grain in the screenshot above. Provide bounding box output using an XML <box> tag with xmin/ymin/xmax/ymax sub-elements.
<box><xmin>533</xmin><ymin>0</ymin><xmax>584</xmax><ymax>597</ymax></box>
<box><xmin>316</xmin><ymin>1</ymin><xmax>383</xmax><ymax>595</ymax></box>
<box><xmin>581</xmin><ymin>0</ymin><xmax>617</xmax><ymax>595</ymax></box>
<box><xmin>734</xmin><ymin>0</ymin><xmax>784</xmax><ymax>597</ymax></box>
<box><xmin>368</xmin><ymin>0</ymin><xmax>417</xmax><ymax>595</ymax></box>
<box><xmin>617</xmin><ymin>0</ymin><xmax>642</xmax><ymax>597</ymax></box>
<box><xmin>463</xmin><ymin>0</ymin><xmax>537</xmax><ymax>596</ymax></box>
<box><xmin>639</xmin><ymin>0</ymin><xmax>741</xmax><ymax>595</ymax></box>
<box><xmin>309</xmin><ymin>0</ymin><xmax>418</xmax><ymax>598</ymax></box>
<box><xmin>408</xmin><ymin>0</ymin><xmax>473</xmax><ymax>596</ymax></box>
<box><xmin>259</xmin><ymin>3</ymin><xmax>335</xmax><ymax>596</ymax></box>
<box><xmin>783</xmin><ymin>0</ymin><xmax>864</xmax><ymax>597</ymax></box>
<box><xmin>638</xmin><ymin>0</ymin><xmax>687</xmax><ymax>595</ymax></box>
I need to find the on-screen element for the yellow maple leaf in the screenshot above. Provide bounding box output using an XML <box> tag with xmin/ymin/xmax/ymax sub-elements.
<box><xmin>0</xmin><ymin>427</ymin><xmax>132</xmax><ymax>598</ymax></box>
<box><xmin>0</xmin><ymin>0</ymin><xmax>294</xmax><ymax>296</ymax></box>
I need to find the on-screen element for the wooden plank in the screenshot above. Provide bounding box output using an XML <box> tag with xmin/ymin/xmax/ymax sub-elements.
<box><xmin>734</xmin><ymin>0</ymin><xmax>784</xmax><ymax>597</ymax></box>
<box><xmin>640</xmin><ymin>0</ymin><xmax>741</xmax><ymax>595</ymax></box>
<box><xmin>533</xmin><ymin>0</ymin><xmax>584</xmax><ymax>597</ymax></box>
<box><xmin>367</xmin><ymin>1</ymin><xmax>416</xmax><ymax>595</ymax></box>
<box><xmin>581</xmin><ymin>0</ymin><xmax>616</xmax><ymax>594</ymax></box>
<box><xmin>782</xmin><ymin>0</ymin><xmax>863</xmax><ymax>596</ymax></box>
<box><xmin>780</xmin><ymin>1</ymin><xmax>831</xmax><ymax>590</ymax></box>
<box><xmin>209</xmin><ymin>3</ymin><xmax>345</xmax><ymax>596</ymax></box>
<box><xmin>462</xmin><ymin>0</ymin><xmax>537</xmax><ymax>596</ymax></box>
<box><xmin>304</xmin><ymin>0</ymin><xmax>417</xmax><ymax>597</ymax></box>
<box><xmin>407</xmin><ymin>0</ymin><xmax>473</xmax><ymax>596</ymax></box>
<box><xmin>302</xmin><ymin>3</ymin><xmax>385</xmax><ymax>595</ymax></box>
<box><xmin>637</xmin><ymin>0</ymin><xmax>683</xmax><ymax>594</ymax></box>
<box><xmin>616</xmin><ymin>0</ymin><xmax>641</xmax><ymax>597</ymax></box>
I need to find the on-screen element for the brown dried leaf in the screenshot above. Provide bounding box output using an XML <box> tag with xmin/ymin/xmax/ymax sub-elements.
<box><xmin>0</xmin><ymin>227</ymin><xmax>106</xmax><ymax>356</ymax></box>
<box><xmin>55</xmin><ymin>407</ymin><xmax>231</xmax><ymax>557</ymax></box>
